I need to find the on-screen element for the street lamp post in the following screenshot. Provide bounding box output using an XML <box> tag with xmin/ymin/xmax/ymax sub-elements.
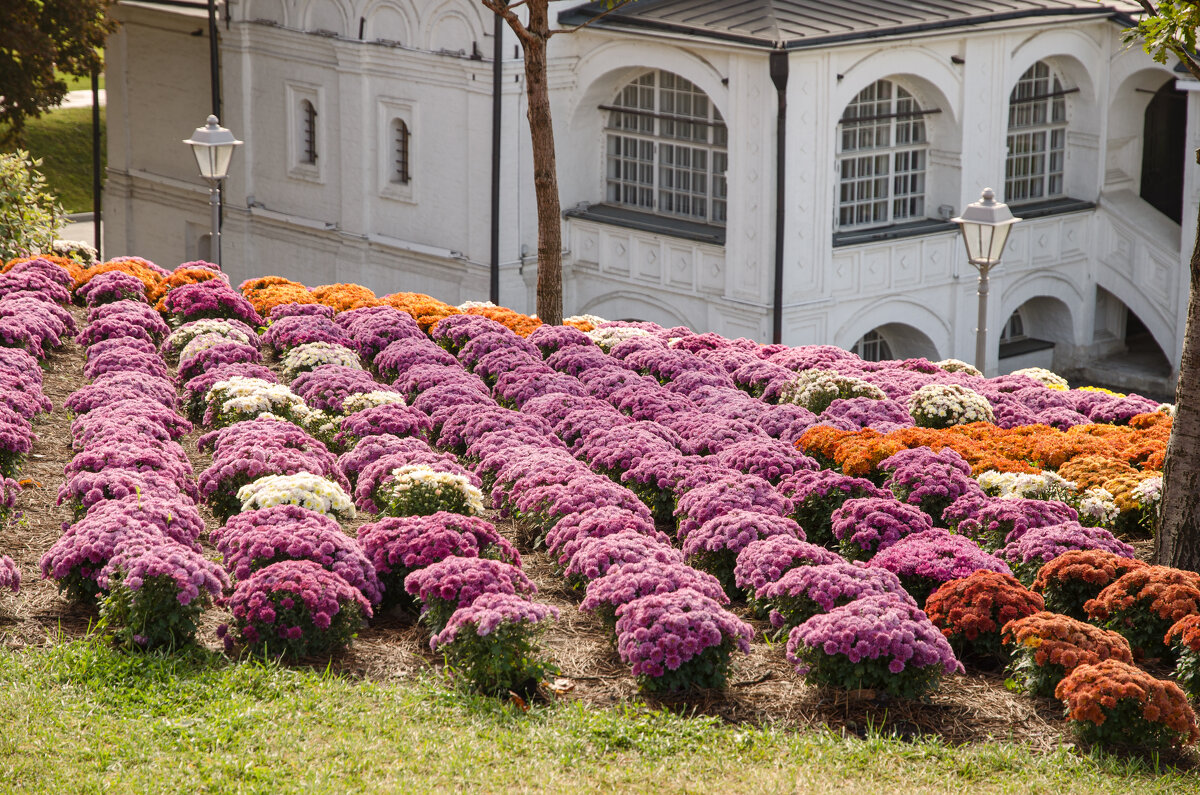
<box><xmin>952</xmin><ymin>188</ymin><xmax>1021</xmax><ymax>373</ymax></box>
<box><xmin>183</xmin><ymin>115</ymin><xmax>242</xmax><ymax>267</ymax></box>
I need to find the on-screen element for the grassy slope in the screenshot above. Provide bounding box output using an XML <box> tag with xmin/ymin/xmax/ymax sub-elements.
<box><xmin>19</xmin><ymin>106</ymin><xmax>106</xmax><ymax>215</ymax></box>
<box><xmin>0</xmin><ymin>640</ymin><xmax>1191</xmax><ymax>795</ymax></box>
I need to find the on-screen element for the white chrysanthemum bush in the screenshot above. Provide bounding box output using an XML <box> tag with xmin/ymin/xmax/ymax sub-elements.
<box><xmin>778</xmin><ymin>369</ymin><xmax>887</xmax><ymax>414</ymax></box>
<box><xmin>235</xmin><ymin>472</ymin><xmax>356</xmax><ymax>520</ymax></box>
<box><xmin>907</xmin><ymin>383</ymin><xmax>995</xmax><ymax>428</ymax></box>
<box><xmin>379</xmin><ymin>464</ymin><xmax>485</xmax><ymax>518</ymax></box>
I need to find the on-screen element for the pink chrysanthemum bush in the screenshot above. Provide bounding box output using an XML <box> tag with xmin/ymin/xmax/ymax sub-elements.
<box><xmin>830</xmin><ymin>496</ymin><xmax>933</xmax><ymax>561</ymax></box>
<box><xmin>220</xmin><ymin>559</ymin><xmax>372</xmax><ymax>659</ymax></box>
<box><xmin>0</xmin><ymin>554</ymin><xmax>20</xmax><ymax>595</ymax></box>
<box><xmin>581</xmin><ymin>560</ymin><xmax>728</xmax><ymax>629</ymax></box>
<box><xmin>682</xmin><ymin>509</ymin><xmax>802</xmax><ymax>597</ymax></box>
<box><xmin>1056</xmin><ymin>659</ymin><xmax>1198</xmax><ymax>750</ymax></box>
<box><xmin>757</xmin><ymin>561</ymin><xmax>913</xmax><ymax>636</ymax></box>
<box><xmin>562</xmin><ymin>530</ymin><xmax>683</xmax><ymax>591</ymax></box>
<box><xmin>614</xmin><ymin>588</ymin><xmax>753</xmax><ymax>693</ymax></box>
<box><xmin>775</xmin><ymin>469</ymin><xmax>889</xmax><ymax>548</ymax></box>
<box><xmin>868</xmin><ymin>529</ymin><xmax>1011</xmax><ymax>607</ymax></box>
<box><xmin>405</xmin><ymin>557</ymin><xmax>536</xmax><ymax>634</ymax></box>
<box><xmin>786</xmin><ymin>593</ymin><xmax>963</xmax><ymax>700</ymax></box>
<box><xmin>98</xmin><ymin>541</ymin><xmax>230</xmax><ymax>650</ymax></box>
<box><xmin>732</xmin><ymin>535</ymin><xmax>842</xmax><ymax>602</ymax></box>
<box><xmin>430</xmin><ymin>593</ymin><xmax>560</xmax><ymax>696</ymax></box>
<box><xmin>357</xmin><ymin>513</ymin><xmax>519</xmax><ymax>610</ymax></box>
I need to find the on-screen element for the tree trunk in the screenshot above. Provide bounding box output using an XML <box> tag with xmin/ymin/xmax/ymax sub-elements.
<box><xmin>520</xmin><ymin>2</ymin><xmax>563</xmax><ymax>326</ymax></box>
<box><xmin>1156</xmin><ymin>161</ymin><xmax>1200</xmax><ymax>573</ymax></box>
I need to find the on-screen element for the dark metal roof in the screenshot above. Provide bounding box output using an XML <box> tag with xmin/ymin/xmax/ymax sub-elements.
<box><xmin>559</xmin><ymin>0</ymin><xmax>1139</xmax><ymax>49</ymax></box>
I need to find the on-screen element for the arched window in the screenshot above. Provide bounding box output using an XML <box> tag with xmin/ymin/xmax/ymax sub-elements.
<box><xmin>836</xmin><ymin>79</ymin><xmax>929</xmax><ymax>230</ymax></box>
<box><xmin>1006</xmin><ymin>62</ymin><xmax>1068</xmax><ymax>203</ymax></box>
<box><xmin>300</xmin><ymin>100</ymin><xmax>317</xmax><ymax>164</ymax></box>
<box><xmin>605</xmin><ymin>71</ymin><xmax>727</xmax><ymax>225</ymax></box>
<box><xmin>1000</xmin><ymin>309</ymin><xmax>1026</xmax><ymax>343</ymax></box>
<box><xmin>852</xmin><ymin>329</ymin><xmax>893</xmax><ymax>362</ymax></box>
<box><xmin>393</xmin><ymin>119</ymin><xmax>411</xmax><ymax>184</ymax></box>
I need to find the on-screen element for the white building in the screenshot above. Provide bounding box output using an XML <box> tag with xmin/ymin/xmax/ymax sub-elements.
<box><xmin>104</xmin><ymin>0</ymin><xmax>1191</xmax><ymax>392</ymax></box>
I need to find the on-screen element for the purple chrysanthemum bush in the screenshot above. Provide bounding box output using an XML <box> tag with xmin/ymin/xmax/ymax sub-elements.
<box><xmin>786</xmin><ymin>593</ymin><xmax>963</xmax><ymax>699</ymax></box>
<box><xmin>615</xmin><ymin>588</ymin><xmax>753</xmax><ymax>693</ymax></box>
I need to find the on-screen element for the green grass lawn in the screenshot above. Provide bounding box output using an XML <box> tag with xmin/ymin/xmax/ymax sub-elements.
<box><xmin>0</xmin><ymin>639</ymin><xmax>1193</xmax><ymax>794</ymax></box>
<box><xmin>19</xmin><ymin>105</ymin><xmax>106</xmax><ymax>215</ymax></box>
<box><xmin>56</xmin><ymin>70</ymin><xmax>105</xmax><ymax>93</ymax></box>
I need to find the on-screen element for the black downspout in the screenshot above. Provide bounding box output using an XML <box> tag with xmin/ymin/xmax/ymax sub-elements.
<box><xmin>208</xmin><ymin>0</ymin><xmax>223</xmax><ymax>241</ymax></box>
<box><xmin>769</xmin><ymin>50</ymin><xmax>789</xmax><ymax>345</ymax></box>
<box><xmin>91</xmin><ymin>68</ymin><xmax>102</xmax><ymax>261</ymax></box>
<box><xmin>489</xmin><ymin>8</ymin><xmax>504</xmax><ymax>305</ymax></box>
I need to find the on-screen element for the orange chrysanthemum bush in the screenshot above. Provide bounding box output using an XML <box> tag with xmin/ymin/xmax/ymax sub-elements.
<box><xmin>3</xmin><ymin>254</ymin><xmax>86</xmax><ymax>288</ymax></box>
<box><xmin>239</xmin><ymin>276</ymin><xmax>317</xmax><ymax>316</ymax></box>
<box><xmin>1001</xmin><ymin>611</ymin><xmax>1133</xmax><ymax>697</ymax></box>
<box><xmin>76</xmin><ymin>258</ymin><xmax>166</xmax><ymax>295</ymax></box>
<box><xmin>379</xmin><ymin>292</ymin><xmax>459</xmax><ymax>332</ymax></box>
<box><xmin>464</xmin><ymin>305</ymin><xmax>542</xmax><ymax>337</ymax></box>
<box><xmin>1030</xmin><ymin>549</ymin><xmax>1148</xmax><ymax>621</ymax></box>
<box><xmin>924</xmin><ymin>570</ymin><xmax>1044</xmax><ymax>665</ymax></box>
<box><xmin>1056</xmin><ymin>454</ymin><xmax>1136</xmax><ymax>492</ymax></box>
<box><xmin>1055</xmin><ymin>659</ymin><xmax>1198</xmax><ymax>750</ymax></box>
<box><xmin>1166</xmin><ymin>615</ymin><xmax>1200</xmax><ymax>701</ymax></box>
<box><xmin>311</xmin><ymin>283</ymin><xmax>380</xmax><ymax>312</ymax></box>
<box><xmin>1085</xmin><ymin>566</ymin><xmax>1200</xmax><ymax>661</ymax></box>
<box><xmin>150</xmin><ymin>266</ymin><xmax>226</xmax><ymax>306</ymax></box>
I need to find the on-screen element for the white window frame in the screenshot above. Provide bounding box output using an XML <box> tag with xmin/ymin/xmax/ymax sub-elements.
<box><xmin>835</xmin><ymin>79</ymin><xmax>930</xmax><ymax>231</ymax></box>
<box><xmin>1005</xmin><ymin>61</ymin><xmax>1069</xmax><ymax>204</ymax></box>
<box><xmin>604</xmin><ymin>70</ymin><xmax>728</xmax><ymax>226</ymax></box>
<box><xmin>286</xmin><ymin>82</ymin><xmax>323</xmax><ymax>183</ymax></box>
<box><xmin>377</xmin><ymin>98</ymin><xmax>417</xmax><ymax>204</ymax></box>
<box><xmin>852</xmin><ymin>329</ymin><xmax>894</xmax><ymax>362</ymax></box>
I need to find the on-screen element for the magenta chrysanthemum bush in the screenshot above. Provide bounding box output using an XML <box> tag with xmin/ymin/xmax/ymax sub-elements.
<box><xmin>675</xmin><ymin>474</ymin><xmax>794</xmax><ymax>543</ymax></box>
<box><xmin>56</xmin><ymin>468</ymin><xmax>195</xmax><ymax>519</ymax></box>
<box><xmin>869</xmin><ymin>529</ymin><xmax>1012</xmax><ymax>606</ymax></box>
<box><xmin>405</xmin><ymin>557</ymin><xmax>535</xmax><ymax>633</ymax></box>
<box><xmin>430</xmin><ymin>592</ymin><xmax>560</xmax><ymax>695</ymax></box>
<box><xmin>952</xmin><ymin>497</ymin><xmax>1080</xmax><ymax>550</ymax></box>
<box><xmin>683</xmin><ymin>509</ymin><xmax>803</xmax><ymax>596</ymax></box>
<box><xmin>62</xmin><ymin>441</ymin><xmax>198</xmax><ymax>500</ymax></box>
<box><xmin>732</xmin><ymin>535</ymin><xmax>842</xmax><ymax>596</ymax></box>
<box><xmin>83</xmin><ymin>346</ymin><xmax>171</xmax><ymax>381</ymax></box>
<box><xmin>97</xmin><ymin>540</ymin><xmax>229</xmax><ymax>649</ymax></box>
<box><xmin>998</xmin><ymin>522</ymin><xmax>1137</xmax><ymax>585</ymax></box>
<box><xmin>162</xmin><ymin>280</ymin><xmax>263</xmax><ymax>326</ymax></box>
<box><xmin>508</xmin><ymin>473</ymin><xmax>650</xmax><ymax>532</ymax></box>
<box><xmin>430</xmin><ymin>314</ymin><xmax>511</xmax><ymax>354</ymax></box>
<box><xmin>333</xmin><ymin>403</ymin><xmax>431</xmax><ymax>448</ymax></box>
<box><xmin>339</xmin><ymin>435</ymin><xmax>439</xmax><ymax>489</ymax></box>
<box><xmin>71</xmin><ymin>398</ymin><xmax>193</xmax><ymax>442</ymax></box>
<box><xmin>786</xmin><ymin>593</ymin><xmax>963</xmax><ymax>699</ymax></box>
<box><xmin>712</xmin><ymin>437</ymin><xmax>819</xmax><ymax>483</ymax></box>
<box><xmin>776</xmin><ymin>469</ymin><xmax>890</xmax><ymax>547</ymax></box>
<box><xmin>757</xmin><ymin>561</ymin><xmax>913</xmax><ymax>632</ymax></box>
<box><xmin>830</xmin><ymin>497</ymin><xmax>934</xmax><ymax>561</ymax></box>
<box><xmin>287</xmin><ymin>364</ymin><xmax>383</xmax><ymax>414</ymax></box>
<box><xmin>880</xmin><ymin>446</ymin><xmax>985</xmax><ymax>525</ymax></box>
<box><xmin>77</xmin><ymin>270</ymin><xmax>147</xmax><ymax>306</ymax></box>
<box><xmin>543</xmin><ymin>506</ymin><xmax>664</xmax><ymax>565</ymax></box>
<box><xmin>79</xmin><ymin>494</ymin><xmax>205</xmax><ymax>545</ymax></box>
<box><xmin>66</xmin><ymin>372</ymin><xmax>179</xmax><ymax>415</ymax></box>
<box><xmin>220</xmin><ymin>559</ymin><xmax>372</xmax><ymax>658</ymax></box>
<box><xmin>262</xmin><ymin>316</ymin><xmax>354</xmax><ymax>354</ymax></box>
<box><xmin>180</xmin><ymin>363</ymin><xmax>278</xmax><ymax>421</ymax></box>
<box><xmin>614</xmin><ymin>588</ymin><xmax>753</xmax><ymax>692</ymax></box>
<box><xmin>41</xmin><ymin>509</ymin><xmax>202</xmax><ymax>602</ymax></box>
<box><xmin>0</xmin><ymin>402</ymin><xmax>33</xmax><ymax>478</ymax></box>
<box><xmin>0</xmin><ymin>555</ymin><xmax>20</xmax><ymax>594</ymax></box>
<box><xmin>562</xmin><ymin>530</ymin><xmax>684</xmax><ymax>589</ymax></box>
<box><xmin>581</xmin><ymin>560</ymin><xmax>728</xmax><ymax>627</ymax></box>
<box><xmin>374</xmin><ymin>338</ymin><xmax>457</xmax><ymax>382</ymax></box>
<box><xmin>0</xmin><ymin>476</ymin><xmax>19</xmax><ymax>526</ymax></box>
<box><xmin>269</xmin><ymin>302</ymin><xmax>334</xmax><ymax>320</ymax></box>
<box><xmin>212</xmin><ymin>504</ymin><xmax>381</xmax><ymax>604</ymax></box>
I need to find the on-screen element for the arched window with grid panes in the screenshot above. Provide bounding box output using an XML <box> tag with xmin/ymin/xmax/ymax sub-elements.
<box><xmin>1005</xmin><ymin>62</ymin><xmax>1069</xmax><ymax>204</ymax></box>
<box><xmin>300</xmin><ymin>99</ymin><xmax>317</xmax><ymax>164</ymax></box>
<box><xmin>392</xmin><ymin>119</ymin><xmax>410</xmax><ymax>184</ymax></box>
<box><xmin>852</xmin><ymin>329</ymin><xmax>894</xmax><ymax>362</ymax></box>
<box><xmin>604</xmin><ymin>71</ymin><xmax>727</xmax><ymax>225</ymax></box>
<box><xmin>836</xmin><ymin>79</ymin><xmax>930</xmax><ymax>230</ymax></box>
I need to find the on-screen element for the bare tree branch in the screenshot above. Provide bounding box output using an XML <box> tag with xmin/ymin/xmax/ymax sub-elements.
<box><xmin>481</xmin><ymin>0</ymin><xmax>536</xmax><ymax>45</ymax></box>
<box><xmin>549</xmin><ymin>0</ymin><xmax>640</xmax><ymax>38</ymax></box>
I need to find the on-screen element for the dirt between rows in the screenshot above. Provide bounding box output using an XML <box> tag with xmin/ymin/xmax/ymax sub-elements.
<box><xmin>0</xmin><ymin>310</ymin><xmax>1184</xmax><ymax>761</ymax></box>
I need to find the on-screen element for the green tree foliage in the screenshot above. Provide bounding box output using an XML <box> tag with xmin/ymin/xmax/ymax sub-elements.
<box><xmin>0</xmin><ymin>0</ymin><xmax>115</xmax><ymax>146</ymax></box>
<box><xmin>0</xmin><ymin>150</ymin><xmax>64</xmax><ymax>261</ymax></box>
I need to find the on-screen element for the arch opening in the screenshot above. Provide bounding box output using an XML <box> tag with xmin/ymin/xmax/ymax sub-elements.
<box><xmin>853</xmin><ymin>323</ymin><xmax>939</xmax><ymax>361</ymax></box>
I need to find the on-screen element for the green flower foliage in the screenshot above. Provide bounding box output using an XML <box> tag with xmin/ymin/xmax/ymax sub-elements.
<box><xmin>0</xmin><ymin>150</ymin><xmax>63</xmax><ymax>261</ymax></box>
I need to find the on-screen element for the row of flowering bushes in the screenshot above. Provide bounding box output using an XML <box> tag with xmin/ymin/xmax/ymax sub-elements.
<box><xmin>0</xmin><ymin>256</ymin><xmax>82</xmax><ymax>596</ymax></box>
<box><xmin>34</xmin><ymin>258</ymin><xmax>229</xmax><ymax>649</ymax></box>
<box><xmin>15</xmin><ymin>251</ymin><xmax>1200</xmax><ymax>746</ymax></box>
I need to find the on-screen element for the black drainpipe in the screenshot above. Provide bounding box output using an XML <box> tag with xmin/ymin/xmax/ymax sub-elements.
<box><xmin>208</xmin><ymin>0</ymin><xmax>223</xmax><ymax>239</ymax></box>
<box><xmin>769</xmin><ymin>49</ymin><xmax>788</xmax><ymax>345</ymax></box>
<box><xmin>489</xmin><ymin>8</ymin><xmax>504</xmax><ymax>304</ymax></box>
